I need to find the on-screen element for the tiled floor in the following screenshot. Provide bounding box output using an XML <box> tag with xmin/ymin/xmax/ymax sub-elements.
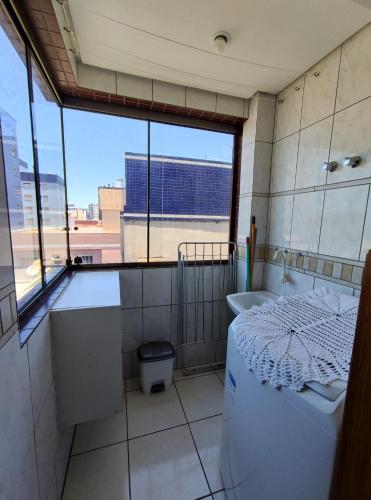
<box><xmin>63</xmin><ymin>369</ymin><xmax>227</xmax><ymax>500</ymax></box>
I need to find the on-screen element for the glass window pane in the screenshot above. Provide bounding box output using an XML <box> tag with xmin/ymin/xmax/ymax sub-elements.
<box><xmin>148</xmin><ymin>123</ymin><xmax>234</xmax><ymax>261</ymax></box>
<box><xmin>0</xmin><ymin>5</ymin><xmax>42</xmax><ymax>307</ymax></box>
<box><xmin>31</xmin><ymin>57</ymin><xmax>67</xmax><ymax>282</ymax></box>
<box><xmin>63</xmin><ymin>109</ymin><xmax>148</xmax><ymax>264</ymax></box>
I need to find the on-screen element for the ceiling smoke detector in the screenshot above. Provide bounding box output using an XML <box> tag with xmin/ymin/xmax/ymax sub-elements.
<box><xmin>213</xmin><ymin>32</ymin><xmax>230</xmax><ymax>54</ymax></box>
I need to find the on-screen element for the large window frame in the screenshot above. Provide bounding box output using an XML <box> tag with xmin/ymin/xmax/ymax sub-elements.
<box><xmin>0</xmin><ymin>1</ymin><xmax>69</xmax><ymax>318</ymax></box>
<box><xmin>0</xmin><ymin>0</ymin><xmax>240</xmax><ymax>320</ymax></box>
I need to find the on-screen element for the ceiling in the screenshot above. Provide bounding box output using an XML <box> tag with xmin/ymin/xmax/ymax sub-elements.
<box><xmin>68</xmin><ymin>0</ymin><xmax>371</xmax><ymax>98</ymax></box>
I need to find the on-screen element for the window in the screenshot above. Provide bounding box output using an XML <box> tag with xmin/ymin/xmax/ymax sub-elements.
<box><xmin>148</xmin><ymin>123</ymin><xmax>233</xmax><ymax>261</ymax></box>
<box><xmin>64</xmin><ymin>110</ymin><xmax>235</xmax><ymax>264</ymax></box>
<box><xmin>63</xmin><ymin>109</ymin><xmax>148</xmax><ymax>264</ymax></box>
<box><xmin>0</xmin><ymin>4</ymin><xmax>42</xmax><ymax>308</ymax></box>
<box><xmin>31</xmin><ymin>56</ymin><xmax>68</xmax><ymax>283</ymax></box>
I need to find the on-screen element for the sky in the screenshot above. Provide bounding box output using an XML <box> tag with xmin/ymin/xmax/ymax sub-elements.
<box><xmin>63</xmin><ymin>109</ymin><xmax>235</xmax><ymax>208</ymax></box>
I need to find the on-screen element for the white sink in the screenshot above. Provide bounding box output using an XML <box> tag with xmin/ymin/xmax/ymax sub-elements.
<box><xmin>226</xmin><ymin>291</ymin><xmax>278</xmax><ymax>315</ymax></box>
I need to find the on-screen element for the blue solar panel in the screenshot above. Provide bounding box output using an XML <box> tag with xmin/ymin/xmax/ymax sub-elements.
<box><xmin>124</xmin><ymin>155</ymin><xmax>232</xmax><ymax>218</ymax></box>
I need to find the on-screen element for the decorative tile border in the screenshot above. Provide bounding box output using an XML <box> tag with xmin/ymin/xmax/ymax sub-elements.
<box><xmin>237</xmin><ymin>244</ymin><xmax>364</xmax><ymax>288</ymax></box>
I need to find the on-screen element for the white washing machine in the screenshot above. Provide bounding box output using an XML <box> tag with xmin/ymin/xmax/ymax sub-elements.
<box><xmin>221</xmin><ymin>322</ymin><xmax>346</xmax><ymax>500</ymax></box>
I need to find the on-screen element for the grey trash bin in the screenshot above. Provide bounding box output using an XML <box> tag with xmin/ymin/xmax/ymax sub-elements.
<box><xmin>137</xmin><ymin>341</ymin><xmax>175</xmax><ymax>394</ymax></box>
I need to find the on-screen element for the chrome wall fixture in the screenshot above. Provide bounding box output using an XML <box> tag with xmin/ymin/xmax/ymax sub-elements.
<box><xmin>343</xmin><ymin>156</ymin><xmax>361</xmax><ymax>168</ymax></box>
<box><xmin>322</xmin><ymin>161</ymin><xmax>338</xmax><ymax>172</ymax></box>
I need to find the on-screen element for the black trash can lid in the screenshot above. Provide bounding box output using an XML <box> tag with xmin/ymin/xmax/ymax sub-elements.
<box><xmin>137</xmin><ymin>341</ymin><xmax>175</xmax><ymax>363</ymax></box>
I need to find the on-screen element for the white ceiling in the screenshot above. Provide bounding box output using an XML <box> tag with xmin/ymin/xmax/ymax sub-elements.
<box><xmin>68</xmin><ymin>0</ymin><xmax>371</xmax><ymax>98</ymax></box>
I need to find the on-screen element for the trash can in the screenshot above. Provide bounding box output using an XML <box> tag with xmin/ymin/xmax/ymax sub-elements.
<box><xmin>137</xmin><ymin>341</ymin><xmax>175</xmax><ymax>394</ymax></box>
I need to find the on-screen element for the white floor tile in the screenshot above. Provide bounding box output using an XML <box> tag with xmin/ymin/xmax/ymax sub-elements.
<box><xmin>173</xmin><ymin>369</ymin><xmax>217</xmax><ymax>382</ymax></box>
<box><xmin>129</xmin><ymin>425</ymin><xmax>210</xmax><ymax>500</ymax></box>
<box><xmin>63</xmin><ymin>443</ymin><xmax>129</xmax><ymax>500</ymax></box>
<box><xmin>127</xmin><ymin>384</ymin><xmax>186</xmax><ymax>438</ymax></box>
<box><xmin>176</xmin><ymin>374</ymin><xmax>224</xmax><ymax>421</ymax></box>
<box><xmin>72</xmin><ymin>405</ymin><xmax>127</xmax><ymax>455</ymax></box>
<box><xmin>190</xmin><ymin>415</ymin><xmax>223</xmax><ymax>492</ymax></box>
<box><xmin>125</xmin><ymin>377</ymin><xmax>141</xmax><ymax>392</ymax></box>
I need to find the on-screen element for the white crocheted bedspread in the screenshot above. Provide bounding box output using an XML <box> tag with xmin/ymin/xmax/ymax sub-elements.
<box><xmin>233</xmin><ymin>288</ymin><xmax>359</xmax><ymax>391</ymax></box>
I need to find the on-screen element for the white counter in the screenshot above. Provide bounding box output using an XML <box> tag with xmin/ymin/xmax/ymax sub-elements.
<box><xmin>52</xmin><ymin>271</ymin><xmax>120</xmax><ymax>310</ymax></box>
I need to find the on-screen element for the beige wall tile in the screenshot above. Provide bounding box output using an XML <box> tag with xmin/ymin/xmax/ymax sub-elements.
<box><xmin>290</xmin><ymin>191</ymin><xmax>324</xmax><ymax>252</ymax></box>
<box><xmin>242</xmin><ymin>94</ymin><xmax>258</xmax><ymax>146</ymax></box>
<box><xmin>239</xmin><ymin>143</ymin><xmax>254</xmax><ymax>195</ymax></box>
<box><xmin>301</xmin><ymin>48</ymin><xmax>340</xmax><ymax>128</ymax></box>
<box><xmin>185</xmin><ymin>88</ymin><xmax>216</xmax><ymax>112</ymax></box>
<box><xmin>216</xmin><ymin>94</ymin><xmax>244</xmax><ymax>117</ymax></box>
<box><xmin>263</xmin><ymin>263</ymin><xmax>285</xmax><ymax>296</ymax></box>
<box><xmin>252</xmin><ymin>142</ymin><xmax>272</xmax><ymax>194</ymax></box>
<box><xmin>117</xmin><ymin>73</ymin><xmax>152</xmax><ymax>100</ymax></box>
<box><xmin>336</xmin><ymin>23</ymin><xmax>371</xmax><ymax>111</ymax></box>
<box><xmin>256</xmin><ymin>93</ymin><xmax>276</xmax><ymax>143</ymax></box>
<box><xmin>319</xmin><ymin>185</ymin><xmax>369</xmax><ymax>259</ymax></box>
<box><xmin>268</xmin><ymin>195</ymin><xmax>293</xmax><ymax>247</ymax></box>
<box><xmin>270</xmin><ymin>133</ymin><xmax>299</xmax><ymax>193</ymax></box>
<box><xmin>275</xmin><ymin>76</ymin><xmax>304</xmax><ymax>141</ymax></box>
<box><xmin>77</xmin><ymin>63</ymin><xmax>116</xmax><ymax>93</ymax></box>
<box><xmin>237</xmin><ymin>196</ymin><xmax>252</xmax><ymax>244</ymax></box>
<box><xmin>328</xmin><ymin>97</ymin><xmax>371</xmax><ymax>184</ymax></box>
<box><xmin>153</xmin><ymin>80</ymin><xmax>186</xmax><ymax>106</ymax></box>
<box><xmin>296</xmin><ymin>117</ymin><xmax>332</xmax><ymax>189</ymax></box>
<box><xmin>360</xmin><ymin>192</ymin><xmax>371</xmax><ymax>261</ymax></box>
<box><xmin>251</xmin><ymin>196</ymin><xmax>269</xmax><ymax>245</ymax></box>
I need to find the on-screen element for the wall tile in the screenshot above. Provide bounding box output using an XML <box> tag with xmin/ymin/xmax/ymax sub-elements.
<box><xmin>117</xmin><ymin>73</ymin><xmax>152</xmax><ymax>100</ymax></box>
<box><xmin>0</xmin><ymin>335</ymin><xmax>39</xmax><ymax>500</ymax></box>
<box><xmin>237</xmin><ymin>196</ymin><xmax>252</xmax><ymax>244</ymax></box>
<box><xmin>182</xmin><ymin>341</ymin><xmax>215</xmax><ymax>368</ymax></box>
<box><xmin>295</xmin><ymin>117</ymin><xmax>332</xmax><ymax>189</ymax></box>
<box><xmin>336</xmin><ymin>23</ymin><xmax>371</xmax><ymax>111</ymax></box>
<box><xmin>252</xmin><ymin>142</ymin><xmax>272</xmax><ymax>194</ymax></box>
<box><xmin>77</xmin><ymin>63</ymin><xmax>116</xmax><ymax>93</ymax></box>
<box><xmin>275</xmin><ymin>76</ymin><xmax>304</xmax><ymax>141</ymax></box>
<box><xmin>251</xmin><ymin>196</ymin><xmax>269</xmax><ymax>245</ymax></box>
<box><xmin>27</xmin><ymin>315</ymin><xmax>54</xmax><ymax>422</ymax></box>
<box><xmin>121</xmin><ymin>308</ymin><xmax>143</xmax><ymax>352</ymax></box>
<box><xmin>256</xmin><ymin>94</ymin><xmax>276</xmax><ymax>143</ymax></box>
<box><xmin>314</xmin><ymin>277</ymin><xmax>354</xmax><ymax>295</ymax></box>
<box><xmin>290</xmin><ymin>191</ymin><xmax>324</xmax><ymax>252</ymax></box>
<box><xmin>263</xmin><ymin>263</ymin><xmax>285</xmax><ymax>296</ymax></box>
<box><xmin>351</xmin><ymin>266</ymin><xmax>363</xmax><ymax>285</ymax></box>
<box><xmin>270</xmin><ymin>133</ymin><xmax>299</xmax><ymax>193</ymax></box>
<box><xmin>239</xmin><ymin>143</ymin><xmax>254</xmax><ymax>195</ymax></box>
<box><xmin>242</xmin><ymin>94</ymin><xmax>258</xmax><ymax>145</ymax></box>
<box><xmin>185</xmin><ymin>87</ymin><xmax>216</xmax><ymax>112</ymax></box>
<box><xmin>360</xmin><ymin>195</ymin><xmax>371</xmax><ymax>261</ymax></box>
<box><xmin>268</xmin><ymin>195</ymin><xmax>294</xmax><ymax>247</ymax></box>
<box><xmin>0</xmin><ymin>294</ymin><xmax>13</xmax><ymax>332</ymax></box>
<box><xmin>143</xmin><ymin>305</ymin><xmax>171</xmax><ymax>343</ymax></box>
<box><xmin>153</xmin><ymin>80</ymin><xmax>186</xmax><ymax>106</ymax></box>
<box><xmin>319</xmin><ymin>185</ymin><xmax>369</xmax><ymax>259</ymax></box>
<box><xmin>301</xmin><ymin>48</ymin><xmax>340</xmax><ymax>128</ymax></box>
<box><xmin>120</xmin><ymin>269</ymin><xmax>142</xmax><ymax>308</ymax></box>
<box><xmin>237</xmin><ymin>258</ymin><xmax>247</xmax><ymax>293</ymax></box>
<box><xmin>35</xmin><ymin>386</ymin><xmax>59</xmax><ymax>500</ymax></box>
<box><xmin>329</xmin><ymin>97</ymin><xmax>371</xmax><ymax>184</ymax></box>
<box><xmin>216</xmin><ymin>94</ymin><xmax>244</xmax><ymax>117</ymax></box>
<box><xmin>285</xmin><ymin>270</ymin><xmax>314</xmax><ymax>296</ymax></box>
<box><xmin>143</xmin><ymin>268</ymin><xmax>172</xmax><ymax>306</ymax></box>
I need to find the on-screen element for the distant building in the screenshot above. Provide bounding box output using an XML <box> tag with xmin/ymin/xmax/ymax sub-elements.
<box><xmin>98</xmin><ymin>185</ymin><xmax>125</xmax><ymax>233</ymax></box>
<box><xmin>21</xmin><ymin>172</ymin><xmax>66</xmax><ymax>228</ymax></box>
<box><xmin>68</xmin><ymin>204</ymin><xmax>87</xmax><ymax>224</ymax></box>
<box><xmin>122</xmin><ymin>153</ymin><xmax>232</xmax><ymax>261</ymax></box>
<box><xmin>87</xmin><ymin>202</ymin><xmax>99</xmax><ymax>220</ymax></box>
<box><xmin>0</xmin><ymin>108</ymin><xmax>24</xmax><ymax>228</ymax></box>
